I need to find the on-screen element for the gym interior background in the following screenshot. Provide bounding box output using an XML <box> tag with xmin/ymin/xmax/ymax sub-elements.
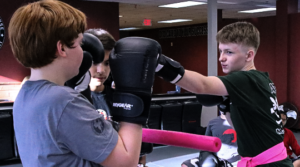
<box><xmin>1</xmin><ymin>0</ymin><xmax>300</xmax><ymax>166</ymax></box>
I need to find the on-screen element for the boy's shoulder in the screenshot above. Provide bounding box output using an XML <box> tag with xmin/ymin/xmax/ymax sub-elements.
<box><xmin>20</xmin><ymin>80</ymin><xmax>80</xmax><ymax>100</ymax></box>
<box><xmin>222</xmin><ymin>70</ymin><xmax>269</xmax><ymax>81</ymax></box>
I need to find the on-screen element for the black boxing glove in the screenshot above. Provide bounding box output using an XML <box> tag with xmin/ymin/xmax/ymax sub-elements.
<box><xmin>65</xmin><ymin>33</ymin><xmax>104</xmax><ymax>103</ymax></box>
<box><xmin>196</xmin><ymin>94</ymin><xmax>224</xmax><ymax>107</ymax></box>
<box><xmin>68</xmin><ymin>33</ymin><xmax>105</xmax><ymax>85</ymax></box>
<box><xmin>156</xmin><ymin>54</ymin><xmax>185</xmax><ymax>84</ymax></box>
<box><xmin>109</xmin><ymin>37</ymin><xmax>159</xmax><ymax>125</ymax></box>
<box><xmin>65</xmin><ymin>51</ymin><xmax>92</xmax><ymax>89</ymax></box>
<box><xmin>219</xmin><ymin>96</ymin><xmax>230</xmax><ymax>115</ymax></box>
<box><xmin>81</xmin><ymin>33</ymin><xmax>105</xmax><ymax>64</ymax></box>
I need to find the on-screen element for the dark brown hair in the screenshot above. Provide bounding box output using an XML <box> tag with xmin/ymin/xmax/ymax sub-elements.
<box><xmin>85</xmin><ymin>28</ymin><xmax>116</xmax><ymax>51</ymax></box>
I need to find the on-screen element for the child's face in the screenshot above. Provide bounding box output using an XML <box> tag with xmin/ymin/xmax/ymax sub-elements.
<box><xmin>218</xmin><ymin>43</ymin><xmax>249</xmax><ymax>74</ymax></box>
<box><xmin>281</xmin><ymin>114</ymin><xmax>287</xmax><ymax>126</ymax></box>
<box><xmin>65</xmin><ymin>33</ymin><xmax>84</xmax><ymax>79</ymax></box>
<box><xmin>89</xmin><ymin>50</ymin><xmax>111</xmax><ymax>91</ymax></box>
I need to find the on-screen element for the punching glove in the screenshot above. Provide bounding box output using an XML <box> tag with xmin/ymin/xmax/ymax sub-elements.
<box><xmin>156</xmin><ymin>54</ymin><xmax>185</xmax><ymax>84</ymax></box>
<box><xmin>109</xmin><ymin>37</ymin><xmax>159</xmax><ymax>125</ymax></box>
<box><xmin>81</xmin><ymin>33</ymin><xmax>105</xmax><ymax>64</ymax></box>
<box><xmin>219</xmin><ymin>96</ymin><xmax>230</xmax><ymax>115</ymax></box>
<box><xmin>65</xmin><ymin>33</ymin><xmax>104</xmax><ymax>103</ymax></box>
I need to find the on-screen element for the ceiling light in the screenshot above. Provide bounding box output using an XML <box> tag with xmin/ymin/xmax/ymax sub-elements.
<box><xmin>158</xmin><ymin>19</ymin><xmax>192</xmax><ymax>23</ymax></box>
<box><xmin>238</xmin><ymin>8</ymin><xmax>276</xmax><ymax>13</ymax></box>
<box><xmin>159</xmin><ymin>1</ymin><xmax>206</xmax><ymax>8</ymax></box>
<box><xmin>119</xmin><ymin>15</ymin><xmax>123</xmax><ymax>17</ymax></box>
<box><xmin>256</xmin><ymin>4</ymin><xmax>276</xmax><ymax>8</ymax></box>
<box><xmin>218</xmin><ymin>1</ymin><xmax>237</xmax><ymax>4</ymax></box>
<box><xmin>119</xmin><ymin>27</ymin><xmax>140</xmax><ymax>31</ymax></box>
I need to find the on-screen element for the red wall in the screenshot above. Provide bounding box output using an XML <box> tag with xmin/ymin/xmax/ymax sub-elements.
<box><xmin>246</xmin><ymin>17</ymin><xmax>277</xmax><ymax>80</ymax></box>
<box><xmin>288</xmin><ymin>14</ymin><xmax>300</xmax><ymax>108</ymax></box>
<box><xmin>0</xmin><ymin>0</ymin><xmax>119</xmax><ymax>82</ymax></box>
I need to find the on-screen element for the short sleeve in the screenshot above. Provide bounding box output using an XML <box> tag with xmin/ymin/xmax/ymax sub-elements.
<box><xmin>205</xmin><ymin>122</ymin><xmax>212</xmax><ymax>136</ymax></box>
<box><xmin>56</xmin><ymin>95</ymin><xmax>118</xmax><ymax>163</ymax></box>
<box><xmin>218</xmin><ymin>71</ymin><xmax>253</xmax><ymax>107</ymax></box>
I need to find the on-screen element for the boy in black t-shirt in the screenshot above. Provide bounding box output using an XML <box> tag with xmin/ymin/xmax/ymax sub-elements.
<box><xmin>153</xmin><ymin>22</ymin><xmax>293</xmax><ymax>167</ymax></box>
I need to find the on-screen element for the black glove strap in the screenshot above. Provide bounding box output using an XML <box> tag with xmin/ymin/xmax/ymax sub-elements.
<box><xmin>112</xmin><ymin>92</ymin><xmax>144</xmax><ymax>117</ymax></box>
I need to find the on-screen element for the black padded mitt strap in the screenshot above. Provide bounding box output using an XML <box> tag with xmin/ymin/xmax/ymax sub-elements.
<box><xmin>112</xmin><ymin>92</ymin><xmax>144</xmax><ymax>117</ymax></box>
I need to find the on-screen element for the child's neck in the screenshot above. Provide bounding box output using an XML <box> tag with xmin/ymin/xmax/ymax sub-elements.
<box><xmin>220</xmin><ymin>114</ymin><xmax>226</xmax><ymax>119</ymax></box>
<box><xmin>95</xmin><ymin>84</ymin><xmax>105</xmax><ymax>92</ymax></box>
<box><xmin>30</xmin><ymin>68</ymin><xmax>65</xmax><ymax>86</ymax></box>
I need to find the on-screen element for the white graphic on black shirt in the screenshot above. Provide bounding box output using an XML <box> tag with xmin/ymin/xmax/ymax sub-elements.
<box><xmin>270</xmin><ymin>96</ymin><xmax>284</xmax><ymax>135</ymax></box>
<box><xmin>276</xmin><ymin>119</ymin><xmax>282</xmax><ymax>125</ymax></box>
<box><xmin>270</xmin><ymin>97</ymin><xmax>280</xmax><ymax>118</ymax></box>
<box><xmin>276</xmin><ymin>128</ymin><xmax>284</xmax><ymax>135</ymax></box>
<box><xmin>269</xmin><ymin>83</ymin><xmax>276</xmax><ymax>94</ymax></box>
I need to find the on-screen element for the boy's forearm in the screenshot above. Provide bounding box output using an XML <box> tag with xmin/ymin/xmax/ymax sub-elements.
<box><xmin>177</xmin><ymin>70</ymin><xmax>228</xmax><ymax>96</ymax></box>
<box><xmin>118</xmin><ymin>122</ymin><xmax>143</xmax><ymax>162</ymax></box>
<box><xmin>176</xmin><ymin>70</ymin><xmax>207</xmax><ymax>94</ymax></box>
<box><xmin>101</xmin><ymin>122</ymin><xmax>142</xmax><ymax>167</ymax></box>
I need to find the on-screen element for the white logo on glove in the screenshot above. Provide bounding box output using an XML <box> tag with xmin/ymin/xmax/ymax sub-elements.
<box><xmin>113</xmin><ymin>103</ymin><xmax>133</xmax><ymax>110</ymax></box>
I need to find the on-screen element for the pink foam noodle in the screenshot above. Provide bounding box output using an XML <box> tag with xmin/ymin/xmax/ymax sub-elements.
<box><xmin>142</xmin><ymin>129</ymin><xmax>221</xmax><ymax>152</ymax></box>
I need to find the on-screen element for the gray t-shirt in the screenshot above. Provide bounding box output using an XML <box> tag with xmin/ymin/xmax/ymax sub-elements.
<box><xmin>205</xmin><ymin>117</ymin><xmax>240</xmax><ymax>162</ymax></box>
<box><xmin>13</xmin><ymin>80</ymin><xmax>118</xmax><ymax>167</ymax></box>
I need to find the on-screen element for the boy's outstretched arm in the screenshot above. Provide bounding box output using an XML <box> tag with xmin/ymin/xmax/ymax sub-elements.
<box><xmin>176</xmin><ymin>70</ymin><xmax>228</xmax><ymax>96</ymax></box>
<box><xmin>155</xmin><ymin>53</ymin><xmax>228</xmax><ymax>96</ymax></box>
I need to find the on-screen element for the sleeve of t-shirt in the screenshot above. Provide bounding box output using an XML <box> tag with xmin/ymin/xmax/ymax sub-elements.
<box><xmin>56</xmin><ymin>94</ymin><xmax>118</xmax><ymax>163</ymax></box>
<box><xmin>205</xmin><ymin>121</ymin><xmax>213</xmax><ymax>136</ymax></box>
<box><xmin>218</xmin><ymin>71</ymin><xmax>253</xmax><ymax>107</ymax></box>
<box><xmin>287</xmin><ymin>129</ymin><xmax>300</xmax><ymax>156</ymax></box>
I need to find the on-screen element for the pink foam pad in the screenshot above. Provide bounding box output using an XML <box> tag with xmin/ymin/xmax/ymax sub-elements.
<box><xmin>142</xmin><ymin>129</ymin><xmax>221</xmax><ymax>152</ymax></box>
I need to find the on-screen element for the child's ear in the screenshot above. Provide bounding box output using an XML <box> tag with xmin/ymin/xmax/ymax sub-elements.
<box><xmin>246</xmin><ymin>50</ymin><xmax>255</xmax><ymax>61</ymax></box>
<box><xmin>56</xmin><ymin>40</ymin><xmax>66</xmax><ymax>57</ymax></box>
